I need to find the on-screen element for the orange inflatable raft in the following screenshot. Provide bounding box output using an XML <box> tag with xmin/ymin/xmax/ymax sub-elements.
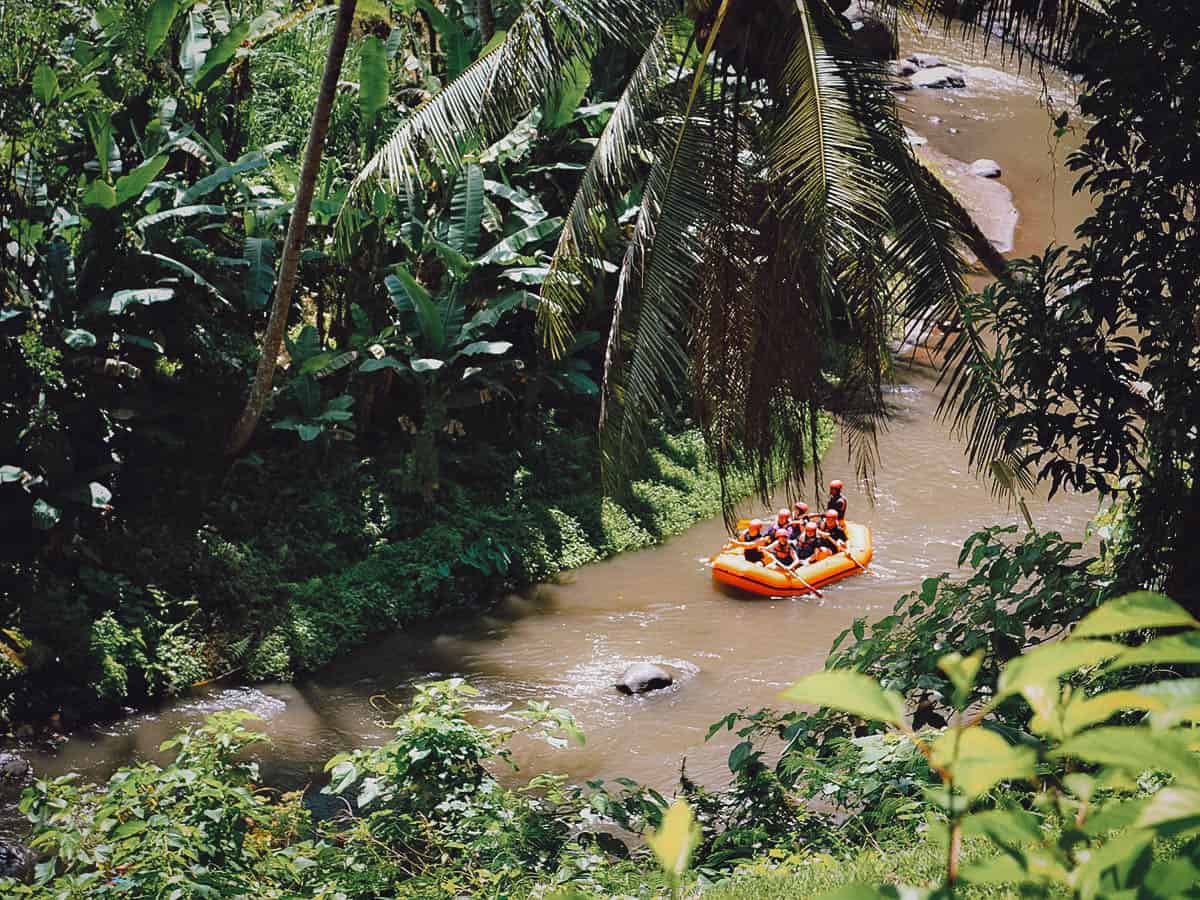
<box><xmin>711</xmin><ymin>522</ymin><xmax>872</xmax><ymax>598</ymax></box>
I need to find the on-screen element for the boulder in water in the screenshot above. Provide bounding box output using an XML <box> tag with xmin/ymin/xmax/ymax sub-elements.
<box><xmin>889</xmin><ymin>59</ymin><xmax>919</xmax><ymax>77</ymax></box>
<box><xmin>907</xmin><ymin>52</ymin><xmax>944</xmax><ymax>69</ymax></box>
<box><xmin>0</xmin><ymin>841</ymin><xmax>35</xmax><ymax>883</ymax></box>
<box><xmin>615</xmin><ymin>662</ymin><xmax>673</xmax><ymax>695</ymax></box>
<box><xmin>0</xmin><ymin>751</ymin><xmax>30</xmax><ymax>781</ymax></box>
<box><xmin>970</xmin><ymin>158</ymin><xmax>1003</xmax><ymax>178</ymax></box>
<box><xmin>911</xmin><ymin>66</ymin><xmax>967</xmax><ymax>89</ymax></box>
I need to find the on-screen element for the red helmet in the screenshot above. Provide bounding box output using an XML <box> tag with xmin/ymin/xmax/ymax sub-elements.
<box><xmin>793</xmin><ymin>501</ymin><xmax>809</xmax><ymax>514</ymax></box>
<box><xmin>805</xmin><ymin>521</ymin><xmax>818</xmax><ymax>532</ymax></box>
<box><xmin>824</xmin><ymin>509</ymin><xmax>839</xmax><ymax>520</ymax></box>
<box><xmin>830</xmin><ymin>479</ymin><xmax>845</xmax><ymax>491</ymax></box>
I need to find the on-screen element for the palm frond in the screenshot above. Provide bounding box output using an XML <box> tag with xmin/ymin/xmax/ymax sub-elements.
<box><xmin>539</xmin><ymin>24</ymin><xmax>679</xmax><ymax>357</ymax></box>
<box><xmin>347</xmin><ymin>0</ymin><xmax>673</xmax><ymax>205</ymax></box>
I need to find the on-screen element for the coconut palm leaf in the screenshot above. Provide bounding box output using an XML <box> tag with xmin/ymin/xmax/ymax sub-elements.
<box><xmin>539</xmin><ymin>23</ymin><xmax>679</xmax><ymax>357</ymax></box>
<box><xmin>347</xmin><ymin>0</ymin><xmax>674</xmax><ymax>205</ymax></box>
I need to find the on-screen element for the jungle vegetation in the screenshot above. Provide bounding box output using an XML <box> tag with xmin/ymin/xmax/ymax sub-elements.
<box><xmin>2</xmin><ymin>0</ymin><xmax>1199</xmax><ymax>896</ymax></box>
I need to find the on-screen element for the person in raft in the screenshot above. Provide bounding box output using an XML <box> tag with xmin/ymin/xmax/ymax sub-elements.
<box><xmin>764</xmin><ymin>507</ymin><xmax>794</xmax><ymax>542</ymax></box>
<box><xmin>765</xmin><ymin>530</ymin><xmax>802</xmax><ymax>573</ymax></box>
<box><xmin>792</xmin><ymin>500</ymin><xmax>812</xmax><ymax>524</ymax></box>
<box><xmin>729</xmin><ymin>518</ymin><xmax>767</xmax><ymax>563</ymax></box>
<box><xmin>796</xmin><ymin>520</ymin><xmax>838</xmax><ymax>565</ymax></box>
<box><xmin>826</xmin><ymin>479</ymin><xmax>848</xmax><ymax>523</ymax></box>
<box><xmin>821</xmin><ymin>509</ymin><xmax>848</xmax><ymax>548</ymax></box>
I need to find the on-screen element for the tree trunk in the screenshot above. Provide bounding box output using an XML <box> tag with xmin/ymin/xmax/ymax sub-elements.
<box><xmin>478</xmin><ymin>0</ymin><xmax>495</xmax><ymax>43</ymax></box>
<box><xmin>225</xmin><ymin>0</ymin><xmax>358</xmax><ymax>457</ymax></box>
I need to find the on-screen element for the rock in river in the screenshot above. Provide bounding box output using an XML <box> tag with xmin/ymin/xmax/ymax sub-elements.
<box><xmin>907</xmin><ymin>52</ymin><xmax>944</xmax><ymax>69</ymax></box>
<box><xmin>911</xmin><ymin>66</ymin><xmax>967</xmax><ymax>90</ymax></box>
<box><xmin>0</xmin><ymin>751</ymin><xmax>30</xmax><ymax>780</ymax></box>
<box><xmin>0</xmin><ymin>841</ymin><xmax>35</xmax><ymax>883</ymax></box>
<box><xmin>970</xmin><ymin>158</ymin><xmax>1003</xmax><ymax>178</ymax></box>
<box><xmin>616</xmin><ymin>662</ymin><xmax>673</xmax><ymax>695</ymax></box>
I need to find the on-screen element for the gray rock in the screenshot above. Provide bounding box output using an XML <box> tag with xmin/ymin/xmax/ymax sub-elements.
<box><xmin>888</xmin><ymin>59</ymin><xmax>919</xmax><ymax>77</ymax></box>
<box><xmin>0</xmin><ymin>751</ymin><xmax>30</xmax><ymax>780</ymax></box>
<box><xmin>615</xmin><ymin>662</ymin><xmax>673</xmax><ymax>695</ymax></box>
<box><xmin>0</xmin><ymin>841</ymin><xmax>35</xmax><ymax>883</ymax></box>
<box><xmin>911</xmin><ymin>66</ymin><xmax>966</xmax><ymax>89</ymax></box>
<box><xmin>907</xmin><ymin>52</ymin><xmax>944</xmax><ymax>69</ymax></box>
<box><xmin>970</xmin><ymin>158</ymin><xmax>1003</xmax><ymax>178</ymax></box>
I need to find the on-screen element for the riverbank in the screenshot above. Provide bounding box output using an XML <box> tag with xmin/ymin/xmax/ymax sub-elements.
<box><xmin>1</xmin><ymin>420</ymin><xmax>834</xmax><ymax>735</ymax></box>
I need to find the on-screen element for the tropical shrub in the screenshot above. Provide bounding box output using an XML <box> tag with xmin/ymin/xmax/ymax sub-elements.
<box><xmin>781</xmin><ymin>591</ymin><xmax>1200</xmax><ymax>898</ymax></box>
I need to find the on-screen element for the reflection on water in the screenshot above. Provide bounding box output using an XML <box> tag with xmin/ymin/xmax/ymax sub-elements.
<box><xmin>19</xmin><ymin>27</ymin><xmax>1098</xmax><ymax>807</ymax></box>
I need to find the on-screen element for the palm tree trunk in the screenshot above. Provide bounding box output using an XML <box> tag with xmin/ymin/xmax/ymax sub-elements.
<box><xmin>225</xmin><ymin>0</ymin><xmax>358</xmax><ymax>457</ymax></box>
<box><xmin>478</xmin><ymin>0</ymin><xmax>495</xmax><ymax>43</ymax></box>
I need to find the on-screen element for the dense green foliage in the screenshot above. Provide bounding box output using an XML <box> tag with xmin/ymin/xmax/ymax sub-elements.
<box><xmin>0</xmin><ymin>0</ymin><xmax>839</xmax><ymax>727</ymax></box>
<box><xmin>942</xmin><ymin>0</ymin><xmax>1200</xmax><ymax>613</ymax></box>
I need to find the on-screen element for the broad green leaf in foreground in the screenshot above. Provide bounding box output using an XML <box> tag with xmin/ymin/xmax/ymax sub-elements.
<box><xmin>930</xmin><ymin>727</ymin><xmax>1036</xmax><ymax>799</ymax></box>
<box><xmin>1107</xmin><ymin>633</ymin><xmax>1200</xmax><ymax>670</ymax></box>
<box><xmin>646</xmin><ymin>799</ymin><xmax>700</xmax><ymax>881</ymax></box>
<box><xmin>781</xmin><ymin>670</ymin><xmax>907</xmax><ymax>726</ymax></box>
<box><xmin>1071</xmin><ymin>591</ymin><xmax>1199</xmax><ymax>639</ymax></box>
<box><xmin>996</xmin><ymin>640</ymin><xmax>1124</xmax><ymax>699</ymax></box>
<box><xmin>1054</xmin><ymin>727</ymin><xmax>1200</xmax><ymax>787</ymax></box>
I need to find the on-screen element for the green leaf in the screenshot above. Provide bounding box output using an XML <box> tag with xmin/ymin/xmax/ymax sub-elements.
<box><xmin>89</xmin><ymin>288</ymin><xmax>176</xmax><ymax>316</ymax></box>
<box><xmin>32</xmin><ymin>64</ymin><xmax>59</xmax><ymax>104</ymax></box>
<box><xmin>780</xmin><ymin>670</ymin><xmax>907</xmax><ymax>726</ymax></box>
<box><xmin>1061</xmin><ymin>689</ymin><xmax>1162</xmax><ymax>736</ymax></box>
<box><xmin>135</xmin><ymin>204</ymin><xmax>226</xmax><ymax>231</ymax></box>
<box><xmin>938</xmin><ymin>650</ymin><xmax>984</xmax><ymax>710</ymax></box>
<box><xmin>930</xmin><ymin>727</ymin><xmax>1036</xmax><ymax>799</ymax></box>
<box><xmin>1072</xmin><ymin>592</ymin><xmax>1199</xmax><ymax>638</ymax></box>
<box><xmin>359</xmin><ymin>356</ymin><xmax>407</xmax><ymax>374</ymax></box>
<box><xmin>242</xmin><ymin>237</ymin><xmax>275</xmax><ymax>310</ymax></box>
<box><xmin>1054</xmin><ymin>728</ymin><xmax>1200</xmax><ymax>787</ymax></box>
<box><xmin>63</xmin><ymin>328</ymin><xmax>97</xmax><ymax>349</ymax></box>
<box><xmin>460</xmin><ymin>340</ymin><xmax>512</xmax><ymax>356</ymax></box>
<box><xmin>389</xmin><ymin>267</ymin><xmax>443</xmax><ymax>352</ymax></box>
<box><xmin>359</xmin><ymin>36</ymin><xmax>389</xmax><ymax>131</ymax></box>
<box><xmin>82</xmin><ymin>180</ymin><xmax>117</xmax><ymax>210</ymax></box>
<box><xmin>297</xmin><ymin>423</ymin><xmax>322</xmax><ymax>442</ymax></box>
<box><xmin>1135</xmin><ymin>786</ymin><xmax>1200</xmax><ymax>835</ymax></box>
<box><xmin>80</xmin><ymin>482</ymin><xmax>112</xmax><ymax>508</ymax></box>
<box><xmin>32</xmin><ymin>498</ymin><xmax>60</xmax><ymax>530</ymax></box>
<box><xmin>113</xmin><ymin>818</ymin><xmax>148</xmax><ymax>839</ymax></box>
<box><xmin>115</xmin><ymin>155</ymin><xmax>169</xmax><ymax>205</ymax></box>
<box><xmin>179</xmin><ymin>11</ymin><xmax>212</xmax><ymax>84</ymax></box>
<box><xmin>542</xmin><ymin>54</ymin><xmax>591</xmax><ymax>130</ymax></box>
<box><xmin>411</xmin><ymin>358</ymin><xmax>444</xmax><ymax>372</ymax></box>
<box><xmin>1073</xmin><ymin>829</ymin><xmax>1154</xmax><ymax>900</ymax></box>
<box><xmin>484</xmin><ymin>179</ymin><xmax>547</xmax><ymax>227</ymax></box>
<box><xmin>145</xmin><ymin>0</ymin><xmax>178</xmax><ymax>57</ymax></box>
<box><xmin>476</xmin><ymin>218</ymin><xmax>563</xmax><ymax>266</ymax></box>
<box><xmin>180</xmin><ymin>155</ymin><xmax>268</xmax><ymax>204</ymax></box>
<box><xmin>193</xmin><ymin>21</ymin><xmax>249</xmax><ymax>91</ymax></box>
<box><xmin>996</xmin><ymin>640</ymin><xmax>1124</xmax><ymax>699</ymax></box>
<box><xmin>1</xmin><ymin>466</ymin><xmax>29</xmax><ymax>484</ymax></box>
<box><xmin>960</xmin><ymin>808</ymin><xmax>1043</xmax><ymax>846</ymax></box>
<box><xmin>447</xmin><ymin>164</ymin><xmax>484</xmax><ymax>259</ymax></box>
<box><xmin>646</xmin><ymin>799</ymin><xmax>701</xmax><ymax>881</ymax></box>
<box><xmin>414</xmin><ymin>0</ymin><xmax>468</xmax><ymax>77</ymax></box>
<box><xmin>1107</xmin><ymin>633</ymin><xmax>1200</xmax><ymax>670</ymax></box>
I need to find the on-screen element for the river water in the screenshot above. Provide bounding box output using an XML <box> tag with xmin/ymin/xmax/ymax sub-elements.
<box><xmin>18</xmin><ymin>28</ymin><xmax>1099</xmax><ymax>802</ymax></box>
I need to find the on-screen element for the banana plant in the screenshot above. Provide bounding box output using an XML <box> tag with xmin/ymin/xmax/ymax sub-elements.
<box><xmin>355</xmin><ymin>162</ymin><xmax>561</xmax><ymax>497</ymax></box>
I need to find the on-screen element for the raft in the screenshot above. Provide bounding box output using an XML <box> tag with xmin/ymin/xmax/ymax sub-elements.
<box><xmin>711</xmin><ymin>522</ymin><xmax>873</xmax><ymax>598</ymax></box>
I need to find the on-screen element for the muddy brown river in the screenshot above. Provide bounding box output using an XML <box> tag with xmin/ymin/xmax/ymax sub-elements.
<box><xmin>17</xmin><ymin>28</ymin><xmax>1099</xmax><ymax>803</ymax></box>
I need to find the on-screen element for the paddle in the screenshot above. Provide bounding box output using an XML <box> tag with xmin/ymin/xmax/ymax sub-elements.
<box><xmin>782</xmin><ymin>566</ymin><xmax>823</xmax><ymax>598</ymax></box>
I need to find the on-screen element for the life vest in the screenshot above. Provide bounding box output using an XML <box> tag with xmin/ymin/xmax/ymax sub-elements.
<box><xmin>827</xmin><ymin>494</ymin><xmax>847</xmax><ymax>519</ymax></box>
<box><xmin>770</xmin><ymin>543</ymin><xmax>796</xmax><ymax>564</ymax></box>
